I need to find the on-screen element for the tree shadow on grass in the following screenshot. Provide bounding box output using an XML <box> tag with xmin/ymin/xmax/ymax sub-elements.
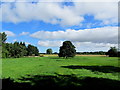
<box><xmin>2</xmin><ymin>74</ymin><xmax>120</xmax><ymax>90</ymax></box>
<box><xmin>61</xmin><ymin>65</ymin><xmax>120</xmax><ymax>73</ymax></box>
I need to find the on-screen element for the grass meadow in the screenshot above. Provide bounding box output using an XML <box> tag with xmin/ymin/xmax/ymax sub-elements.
<box><xmin>2</xmin><ymin>56</ymin><xmax>120</xmax><ymax>89</ymax></box>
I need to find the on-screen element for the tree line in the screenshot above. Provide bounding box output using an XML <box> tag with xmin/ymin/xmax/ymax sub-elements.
<box><xmin>76</xmin><ymin>51</ymin><xmax>106</xmax><ymax>55</ymax></box>
<box><xmin>1</xmin><ymin>32</ymin><xmax>119</xmax><ymax>58</ymax></box>
<box><xmin>47</xmin><ymin>41</ymin><xmax>119</xmax><ymax>58</ymax></box>
<box><xmin>1</xmin><ymin>32</ymin><xmax>39</xmax><ymax>58</ymax></box>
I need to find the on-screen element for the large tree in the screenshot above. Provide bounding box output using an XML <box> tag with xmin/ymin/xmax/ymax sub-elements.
<box><xmin>106</xmin><ymin>47</ymin><xmax>118</xmax><ymax>57</ymax></box>
<box><xmin>58</xmin><ymin>41</ymin><xmax>76</xmax><ymax>58</ymax></box>
<box><xmin>46</xmin><ymin>48</ymin><xmax>52</xmax><ymax>54</ymax></box>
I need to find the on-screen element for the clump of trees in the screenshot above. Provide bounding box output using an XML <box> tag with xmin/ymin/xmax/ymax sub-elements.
<box><xmin>106</xmin><ymin>47</ymin><xmax>119</xmax><ymax>57</ymax></box>
<box><xmin>46</xmin><ymin>48</ymin><xmax>52</xmax><ymax>54</ymax></box>
<box><xmin>27</xmin><ymin>44</ymin><xmax>39</xmax><ymax>56</ymax></box>
<box><xmin>58</xmin><ymin>41</ymin><xmax>76</xmax><ymax>58</ymax></box>
<box><xmin>1</xmin><ymin>32</ymin><xmax>39</xmax><ymax>58</ymax></box>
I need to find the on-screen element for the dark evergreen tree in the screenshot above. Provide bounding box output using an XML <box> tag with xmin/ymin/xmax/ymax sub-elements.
<box><xmin>58</xmin><ymin>41</ymin><xmax>76</xmax><ymax>58</ymax></box>
<box><xmin>0</xmin><ymin>32</ymin><xmax>7</xmax><ymax>43</ymax></box>
<box><xmin>1</xmin><ymin>32</ymin><xmax>8</xmax><ymax>58</ymax></box>
<box><xmin>12</xmin><ymin>42</ymin><xmax>21</xmax><ymax>58</ymax></box>
<box><xmin>19</xmin><ymin>42</ymin><xmax>28</xmax><ymax>56</ymax></box>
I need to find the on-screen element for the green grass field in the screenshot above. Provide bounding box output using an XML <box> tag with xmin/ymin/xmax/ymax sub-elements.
<box><xmin>2</xmin><ymin>56</ymin><xmax>120</xmax><ymax>80</ymax></box>
<box><xmin>2</xmin><ymin>56</ymin><xmax>120</xmax><ymax>89</ymax></box>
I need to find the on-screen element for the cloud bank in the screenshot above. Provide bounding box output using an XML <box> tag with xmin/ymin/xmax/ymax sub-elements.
<box><xmin>1</xmin><ymin>1</ymin><xmax>118</xmax><ymax>52</ymax></box>
<box><xmin>1</xmin><ymin>1</ymin><xmax>118</xmax><ymax>26</ymax></box>
<box><xmin>31</xmin><ymin>26</ymin><xmax>118</xmax><ymax>51</ymax></box>
<box><xmin>30</xmin><ymin>26</ymin><xmax>118</xmax><ymax>44</ymax></box>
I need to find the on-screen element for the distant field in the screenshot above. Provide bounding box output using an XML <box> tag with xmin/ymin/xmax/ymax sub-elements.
<box><xmin>2</xmin><ymin>56</ymin><xmax>120</xmax><ymax>89</ymax></box>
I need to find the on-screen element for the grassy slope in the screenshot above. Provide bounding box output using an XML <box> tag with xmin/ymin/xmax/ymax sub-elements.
<box><xmin>2</xmin><ymin>56</ymin><xmax>119</xmax><ymax>81</ymax></box>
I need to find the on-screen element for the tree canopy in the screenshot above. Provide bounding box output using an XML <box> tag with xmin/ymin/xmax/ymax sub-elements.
<box><xmin>58</xmin><ymin>41</ymin><xmax>76</xmax><ymax>58</ymax></box>
<box><xmin>0</xmin><ymin>32</ymin><xmax>7</xmax><ymax>43</ymax></box>
<box><xmin>1</xmin><ymin>32</ymin><xmax>39</xmax><ymax>58</ymax></box>
<box><xmin>46</xmin><ymin>48</ymin><xmax>52</xmax><ymax>54</ymax></box>
<box><xmin>106</xmin><ymin>47</ymin><xmax>119</xmax><ymax>57</ymax></box>
<box><xmin>27</xmin><ymin>44</ymin><xmax>39</xmax><ymax>56</ymax></box>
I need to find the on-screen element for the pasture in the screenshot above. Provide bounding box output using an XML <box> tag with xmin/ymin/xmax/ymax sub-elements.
<box><xmin>2</xmin><ymin>56</ymin><xmax>120</xmax><ymax>89</ymax></box>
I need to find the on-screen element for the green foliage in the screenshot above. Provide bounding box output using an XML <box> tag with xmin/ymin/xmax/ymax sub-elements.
<box><xmin>1</xmin><ymin>32</ymin><xmax>39</xmax><ymax>58</ymax></box>
<box><xmin>0</xmin><ymin>32</ymin><xmax>7</xmax><ymax>43</ymax></box>
<box><xmin>1</xmin><ymin>32</ymin><xmax>8</xmax><ymax>58</ymax></box>
<box><xmin>27</xmin><ymin>44</ymin><xmax>39</xmax><ymax>56</ymax></box>
<box><xmin>58</xmin><ymin>41</ymin><xmax>76</xmax><ymax>58</ymax></box>
<box><xmin>2</xmin><ymin>43</ymin><xmax>9</xmax><ymax>58</ymax></box>
<box><xmin>46</xmin><ymin>48</ymin><xmax>52</xmax><ymax>54</ymax></box>
<box><xmin>19</xmin><ymin>42</ymin><xmax>28</xmax><ymax>56</ymax></box>
<box><xmin>106</xmin><ymin>47</ymin><xmax>118</xmax><ymax>57</ymax></box>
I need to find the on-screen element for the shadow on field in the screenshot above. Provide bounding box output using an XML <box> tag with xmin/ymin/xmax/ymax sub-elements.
<box><xmin>62</xmin><ymin>65</ymin><xmax>120</xmax><ymax>73</ymax></box>
<box><xmin>2</xmin><ymin>74</ymin><xmax>120</xmax><ymax>90</ymax></box>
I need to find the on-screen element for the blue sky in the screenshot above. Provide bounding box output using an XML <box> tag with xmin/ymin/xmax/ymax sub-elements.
<box><xmin>1</xmin><ymin>0</ymin><xmax>118</xmax><ymax>53</ymax></box>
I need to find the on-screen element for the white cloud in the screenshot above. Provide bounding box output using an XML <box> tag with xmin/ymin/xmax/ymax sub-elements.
<box><xmin>30</xmin><ymin>26</ymin><xmax>118</xmax><ymax>44</ymax></box>
<box><xmin>1</xmin><ymin>1</ymin><xmax>117</xmax><ymax>26</ymax></box>
<box><xmin>37</xmin><ymin>40</ymin><xmax>118</xmax><ymax>51</ymax></box>
<box><xmin>1</xmin><ymin>2</ymin><xmax>84</xmax><ymax>26</ymax></box>
<box><xmin>38</xmin><ymin>40</ymin><xmax>118</xmax><ymax>48</ymax></box>
<box><xmin>35</xmin><ymin>26</ymin><xmax>118</xmax><ymax>51</ymax></box>
<box><xmin>4</xmin><ymin>31</ymin><xmax>15</xmax><ymax>37</ymax></box>
<box><xmin>38</xmin><ymin>40</ymin><xmax>63</xmax><ymax>47</ymax></box>
<box><xmin>19</xmin><ymin>32</ymin><xmax>29</xmax><ymax>36</ymax></box>
<box><xmin>72</xmin><ymin>2</ymin><xmax>118</xmax><ymax>25</ymax></box>
<box><xmin>74</xmin><ymin>41</ymin><xmax>118</xmax><ymax>48</ymax></box>
<box><xmin>75</xmin><ymin>42</ymin><xmax>118</xmax><ymax>52</ymax></box>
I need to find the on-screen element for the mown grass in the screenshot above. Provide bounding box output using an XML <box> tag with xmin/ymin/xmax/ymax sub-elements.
<box><xmin>2</xmin><ymin>56</ymin><xmax>120</xmax><ymax>89</ymax></box>
<box><xmin>2</xmin><ymin>56</ymin><xmax>119</xmax><ymax>81</ymax></box>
